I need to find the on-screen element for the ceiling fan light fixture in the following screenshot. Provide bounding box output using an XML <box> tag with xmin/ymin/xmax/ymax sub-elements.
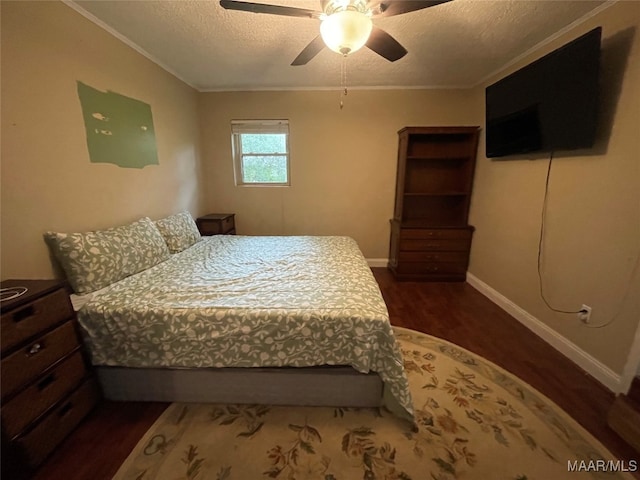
<box><xmin>320</xmin><ymin>10</ymin><xmax>373</xmax><ymax>55</ymax></box>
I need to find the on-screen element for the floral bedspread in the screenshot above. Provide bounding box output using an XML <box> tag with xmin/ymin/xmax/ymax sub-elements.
<box><xmin>77</xmin><ymin>235</ymin><xmax>414</xmax><ymax>421</ymax></box>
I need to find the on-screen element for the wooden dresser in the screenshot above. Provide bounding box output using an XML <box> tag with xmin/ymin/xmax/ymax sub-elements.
<box><xmin>196</xmin><ymin>213</ymin><xmax>236</xmax><ymax>236</ymax></box>
<box><xmin>1</xmin><ymin>279</ymin><xmax>100</xmax><ymax>479</ymax></box>
<box><xmin>388</xmin><ymin>126</ymin><xmax>480</xmax><ymax>281</ymax></box>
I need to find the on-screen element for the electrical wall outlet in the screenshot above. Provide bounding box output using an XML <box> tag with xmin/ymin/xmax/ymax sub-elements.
<box><xmin>578</xmin><ymin>304</ymin><xmax>592</xmax><ymax>323</ymax></box>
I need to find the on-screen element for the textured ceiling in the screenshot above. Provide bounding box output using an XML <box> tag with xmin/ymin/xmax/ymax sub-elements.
<box><xmin>68</xmin><ymin>0</ymin><xmax>610</xmax><ymax>91</ymax></box>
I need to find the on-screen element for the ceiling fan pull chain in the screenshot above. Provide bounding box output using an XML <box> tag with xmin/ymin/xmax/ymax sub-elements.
<box><xmin>340</xmin><ymin>54</ymin><xmax>348</xmax><ymax>110</ymax></box>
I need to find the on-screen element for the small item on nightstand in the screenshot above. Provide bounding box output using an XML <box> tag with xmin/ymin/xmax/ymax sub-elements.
<box><xmin>0</xmin><ymin>286</ymin><xmax>28</xmax><ymax>302</ymax></box>
<box><xmin>196</xmin><ymin>213</ymin><xmax>236</xmax><ymax>236</ymax></box>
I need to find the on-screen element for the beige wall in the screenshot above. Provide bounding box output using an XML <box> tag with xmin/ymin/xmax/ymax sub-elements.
<box><xmin>2</xmin><ymin>0</ymin><xmax>637</xmax><ymax>379</ymax></box>
<box><xmin>468</xmin><ymin>2</ymin><xmax>640</xmax><ymax>374</ymax></box>
<box><xmin>199</xmin><ymin>89</ymin><xmax>480</xmax><ymax>259</ymax></box>
<box><xmin>1</xmin><ymin>1</ymin><xmax>203</xmax><ymax>279</ymax></box>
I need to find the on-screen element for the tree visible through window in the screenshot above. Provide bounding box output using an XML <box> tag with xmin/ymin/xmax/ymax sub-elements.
<box><xmin>231</xmin><ymin>120</ymin><xmax>290</xmax><ymax>186</ymax></box>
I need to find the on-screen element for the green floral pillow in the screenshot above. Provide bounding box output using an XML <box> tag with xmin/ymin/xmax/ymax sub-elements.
<box><xmin>44</xmin><ymin>217</ymin><xmax>170</xmax><ymax>294</ymax></box>
<box><xmin>154</xmin><ymin>211</ymin><xmax>202</xmax><ymax>254</ymax></box>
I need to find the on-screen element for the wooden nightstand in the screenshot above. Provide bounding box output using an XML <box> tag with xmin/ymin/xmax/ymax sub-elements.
<box><xmin>196</xmin><ymin>213</ymin><xmax>236</xmax><ymax>236</ymax></box>
<box><xmin>1</xmin><ymin>279</ymin><xmax>100</xmax><ymax>479</ymax></box>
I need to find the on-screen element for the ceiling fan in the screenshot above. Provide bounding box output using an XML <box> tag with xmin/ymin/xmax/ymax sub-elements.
<box><xmin>219</xmin><ymin>0</ymin><xmax>451</xmax><ymax>66</ymax></box>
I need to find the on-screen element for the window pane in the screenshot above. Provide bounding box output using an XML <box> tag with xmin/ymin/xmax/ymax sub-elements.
<box><xmin>242</xmin><ymin>155</ymin><xmax>288</xmax><ymax>183</ymax></box>
<box><xmin>241</xmin><ymin>133</ymin><xmax>286</xmax><ymax>154</ymax></box>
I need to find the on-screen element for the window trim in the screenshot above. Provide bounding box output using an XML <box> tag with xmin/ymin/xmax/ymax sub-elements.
<box><xmin>231</xmin><ymin>120</ymin><xmax>291</xmax><ymax>187</ymax></box>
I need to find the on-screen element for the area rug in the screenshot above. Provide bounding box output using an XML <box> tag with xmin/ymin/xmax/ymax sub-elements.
<box><xmin>113</xmin><ymin>327</ymin><xmax>635</xmax><ymax>480</ymax></box>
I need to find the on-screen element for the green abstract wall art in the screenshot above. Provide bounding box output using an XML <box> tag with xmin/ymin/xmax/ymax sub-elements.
<box><xmin>77</xmin><ymin>81</ymin><xmax>158</xmax><ymax>169</ymax></box>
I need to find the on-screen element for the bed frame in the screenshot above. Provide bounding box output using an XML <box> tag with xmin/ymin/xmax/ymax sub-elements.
<box><xmin>96</xmin><ymin>365</ymin><xmax>384</xmax><ymax>407</ymax></box>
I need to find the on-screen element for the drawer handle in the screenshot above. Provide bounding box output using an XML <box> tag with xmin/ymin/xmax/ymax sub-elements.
<box><xmin>27</xmin><ymin>342</ymin><xmax>44</xmax><ymax>356</ymax></box>
<box><xmin>13</xmin><ymin>305</ymin><xmax>36</xmax><ymax>323</ymax></box>
<box><xmin>58</xmin><ymin>401</ymin><xmax>73</xmax><ymax>417</ymax></box>
<box><xmin>37</xmin><ymin>373</ymin><xmax>56</xmax><ymax>391</ymax></box>
<box><xmin>426</xmin><ymin>244</ymin><xmax>441</xmax><ymax>249</ymax></box>
<box><xmin>428</xmin><ymin>266</ymin><xmax>440</xmax><ymax>272</ymax></box>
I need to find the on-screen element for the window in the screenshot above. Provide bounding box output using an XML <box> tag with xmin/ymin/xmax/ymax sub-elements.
<box><xmin>231</xmin><ymin>120</ymin><xmax>290</xmax><ymax>186</ymax></box>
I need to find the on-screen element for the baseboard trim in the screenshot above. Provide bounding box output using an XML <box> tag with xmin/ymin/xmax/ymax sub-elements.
<box><xmin>367</xmin><ymin>258</ymin><xmax>389</xmax><ymax>268</ymax></box>
<box><xmin>466</xmin><ymin>272</ymin><xmax>622</xmax><ymax>393</ymax></box>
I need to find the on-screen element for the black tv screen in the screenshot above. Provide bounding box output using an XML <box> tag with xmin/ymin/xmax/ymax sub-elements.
<box><xmin>485</xmin><ymin>27</ymin><xmax>601</xmax><ymax>158</ymax></box>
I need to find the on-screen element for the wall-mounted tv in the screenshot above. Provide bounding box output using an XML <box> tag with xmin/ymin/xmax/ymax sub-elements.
<box><xmin>485</xmin><ymin>27</ymin><xmax>602</xmax><ymax>158</ymax></box>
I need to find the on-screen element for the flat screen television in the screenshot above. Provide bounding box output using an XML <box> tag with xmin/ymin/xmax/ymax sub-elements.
<box><xmin>485</xmin><ymin>27</ymin><xmax>602</xmax><ymax>158</ymax></box>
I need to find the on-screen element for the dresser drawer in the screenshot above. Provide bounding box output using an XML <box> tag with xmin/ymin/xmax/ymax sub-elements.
<box><xmin>1</xmin><ymin>288</ymin><xmax>73</xmax><ymax>352</ymax></box>
<box><xmin>1</xmin><ymin>321</ymin><xmax>80</xmax><ymax>399</ymax></box>
<box><xmin>221</xmin><ymin>215</ymin><xmax>235</xmax><ymax>233</ymax></box>
<box><xmin>198</xmin><ymin>219</ymin><xmax>222</xmax><ymax>235</ymax></box>
<box><xmin>398</xmin><ymin>251</ymin><xmax>468</xmax><ymax>263</ymax></box>
<box><xmin>1</xmin><ymin>351</ymin><xmax>88</xmax><ymax>439</ymax></box>
<box><xmin>399</xmin><ymin>228</ymin><xmax>472</xmax><ymax>241</ymax></box>
<box><xmin>395</xmin><ymin>261</ymin><xmax>468</xmax><ymax>276</ymax></box>
<box><xmin>399</xmin><ymin>237</ymin><xmax>472</xmax><ymax>252</ymax></box>
<box><xmin>197</xmin><ymin>214</ymin><xmax>235</xmax><ymax>235</ymax></box>
<box><xmin>14</xmin><ymin>378</ymin><xmax>99</xmax><ymax>469</ymax></box>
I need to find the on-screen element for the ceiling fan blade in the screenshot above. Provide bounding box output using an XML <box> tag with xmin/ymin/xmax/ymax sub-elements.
<box><xmin>291</xmin><ymin>35</ymin><xmax>326</xmax><ymax>66</ymax></box>
<box><xmin>370</xmin><ymin>0</ymin><xmax>451</xmax><ymax>18</ymax></box>
<box><xmin>366</xmin><ymin>26</ymin><xmax>407</xmax><ymax>62</ymax></box>
<box><xmin>220</xmin><ymin>0</ymin><xmax>323</xmax><ymax>19</ymax></box>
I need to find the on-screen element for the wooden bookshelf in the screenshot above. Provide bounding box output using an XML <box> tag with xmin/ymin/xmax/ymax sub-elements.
<box><xmin>388</xmin><ymin>126</ymin><xmax>480</xmax><ymax>281</ymax></box>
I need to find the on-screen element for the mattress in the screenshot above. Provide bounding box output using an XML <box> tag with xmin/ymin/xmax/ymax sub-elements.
<box><xmin>76</xmin><ymin>235</ymin><xmax>414</xmax><ymax>420</ymax></box>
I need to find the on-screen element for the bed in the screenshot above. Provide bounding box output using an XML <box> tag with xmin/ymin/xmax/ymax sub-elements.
<box><xmin>45</xmin><ymin>214</ymin><xmax>414</xmax><ymax>423</ymax></box>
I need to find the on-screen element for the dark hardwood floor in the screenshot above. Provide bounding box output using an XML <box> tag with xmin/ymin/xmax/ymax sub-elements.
<box><xmin>27</xmin><ymin>268</ymin><xmax>638</xmax><ymax>479</ymax></box>
<box><xmin>374</xmin><ymin>268</ymin><xmax>639</xmax><ymax>477</ymax></box>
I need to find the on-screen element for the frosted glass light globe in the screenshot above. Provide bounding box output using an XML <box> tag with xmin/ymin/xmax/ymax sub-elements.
<box><xmin>320</xmin><ymin>10</ymin><xmax>373</xmax><ymax>55</ymax></box>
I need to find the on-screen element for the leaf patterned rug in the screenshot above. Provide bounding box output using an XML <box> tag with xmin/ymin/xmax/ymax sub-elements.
<box><xmin>113</xmin><ymin>327</ymin><xmax>635</xmax><ymax>480</ymax></box>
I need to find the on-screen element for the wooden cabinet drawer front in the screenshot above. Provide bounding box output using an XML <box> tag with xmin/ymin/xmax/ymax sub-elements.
<box><xmin>15</xmin><ymin>378</ymin><xmax>99</xmax><ymax>469</ymax></box>
<box><xmin>395</xmin><ymin>261</ymin><xmax>467</xmax><ymax>276</ymax></box>
<box><xmin>221</xmin><ymin>215</ymin><xmax>235</xmax><ymax>233</ymax></box>
<box><xmin>200</xmin><ymin>217</ymin><xmax>235</xmax><ymax>235</ymax></box>
<box><xmin>400</xmin><ymin>228</ymin><xmax>472</xmax><ymax>241</ymax></box>
<box><xmin>1</xmin><ymin>321</ymin><xmax>79</xmax><ymax>399</ymax></box>
<box><xmin>398</xmin><ymin>251</ymin><xmax>468</xmax><ymax>263</ymax></box>
<box><xmin>399</xmin><ymin>238</ymin><xmax>471</xmax><ymax>252</ymax></box>
<box><xmin>1</xmin><ymin>289</ymin><xmax>73</xmax><ymax>352</ymax></box>
<box><xmin>199</xmin><ymin>219</ymin><xmax>222</xmax><ymax>235</ymax></box>
<box><xmin>2</xmin><ymin>351</ymin><xmax>88</xmax><ymax>439</ymax></box>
